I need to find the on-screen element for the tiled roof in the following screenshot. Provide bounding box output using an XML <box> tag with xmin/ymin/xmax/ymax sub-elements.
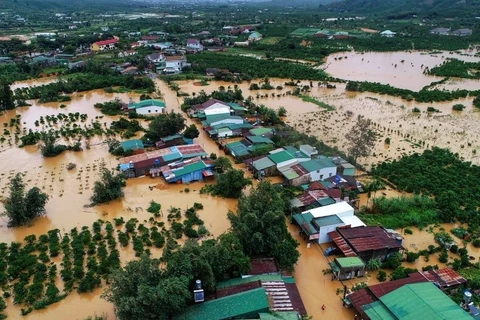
<box><xmin>94</xmin><ymin>38</ymin><xmax>118</xmax><ymax>46</ymax></box>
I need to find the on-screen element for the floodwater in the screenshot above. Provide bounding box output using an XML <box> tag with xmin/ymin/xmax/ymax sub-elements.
<box><xmin>324</xmin><ymin>50</ymin><xmax>480</xmax><ymax>91</ymax></box>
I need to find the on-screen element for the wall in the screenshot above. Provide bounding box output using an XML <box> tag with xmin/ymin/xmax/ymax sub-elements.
<box><xmin>309</xmin><ymin>166</ymin><xmax>337</xmax><ymax>181</ymax></box>
<box><xmin>319</xmin><ymin>223</ymin><xmax>345</xmax><ymax>243</ymax></box>
<box><xmin>136</xmin><ymin>106</ymin><xmax>165</xmax><ymax>115</ymax></box>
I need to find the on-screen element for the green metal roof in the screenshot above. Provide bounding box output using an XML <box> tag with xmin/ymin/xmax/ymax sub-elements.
<box><xmin>253</xmin><ymin>157</ymin><xmax>276</xmax><ymax>171</ymax></box>
<box><xmin>226</xmin><ymin>141</ymin><xmax>249</xmax><ymax>157</ymax></box>
<box><xmin>161</xmin><ymin>134</ymin><xmax>182</xmax><ymax>142</ymax></box>
<box><xmin>128</xmin><ymin>99</ymin><xmax>166</xmax><ymax>109</ymax></box>
<box><xmin>217</xmin><ymin>274</ymin><xmax>282</xmax><ymax>289</ymax></box>
<box><xmin>177</xmin><ymin>287</ymin><xmax>270</xmax><ymax>320</ymax></box>
<box><xmin>247</xmin><ymin>136</ymin><xmax>274</xmax><ymax>144</ymax></box>
<box><xmin>364</xmin><ymin>282</ymin><xmax>473</xmax><ymax>320</ymax></box>
<box><xmin>292</xmin><ymin>212</ymin><xmax>317</xmax><ymax>235</ymax></box>
<box><xmin>259</xmin><ymin>312</ymin><xmax>300</xmax><ymax>320</ymax></box>
<box><xmin>203</xmin><ymin>115</ymin><xmax>243</xmax><ymax>126</ymax></box>
<box><xmin>317</xmin><ymin>197</ymin><xmax>336</xmax><ymax>207</ymax></box>
<box><xmin>300</xmin><ymin>158</ymin><xmax>336</xmax><ymax>173</ymax></box>
<box><xmin>120</xmin><ymin>139</ymin><xmax>144</xmax><ymax>151</ymax></box>
<box><xmin>228</xmin><ymin>102</ymin><xmax>247</xmax><ymax>111</ymax></box>
<box><xmin>268</xmin><ymin>151</ymin><xmax>294</xmax><ymax>164</ymax></box>
<box><xmin>335</xmin><ymin>257</ymin><xmax>364</xmax><ymax>269</ymax></box>
<box><xmin>172</xmin><ymin>161</ymin><xmax>207</xmax><ymax>177</ymax></box>
<box><xmin>250</xmin><ymin>128</ymin><xmax>273</xmax><ymax>136</ymax></box>
<box><xmin>162</xmin><ymin>152</ymin><xmax>182</xmax><ymax>162</ymax></box>
<box><xmin>314</xmin><ymin>214</ymin><xmax>343</xmax><ymax>227</ymax></box>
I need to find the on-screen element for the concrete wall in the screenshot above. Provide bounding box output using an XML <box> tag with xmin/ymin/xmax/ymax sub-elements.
<box><xmin>136</xmin><ymin>106</ymin><xmax>165</xmax><ymax>115</ymax></box>
<box><xmin>309</xmin><ymin>166</ymin><xmax>337</xmax><ymax>181</ymax></box>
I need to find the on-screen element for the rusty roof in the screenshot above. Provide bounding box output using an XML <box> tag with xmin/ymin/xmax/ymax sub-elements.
<box><xmin>308</xmin><ymin>181</ymin><xmax>327</xmax><ymax>190</ymax></box>
<box><xmin>328</xmin><ymin>230</ymin><xmax>357</xmax><ymax>257</ymax></box>
<box><xmin>420</xmin><ymin>268</ymin><xmax>466</xmax><ymax>288</ymax></box>
<box><xmin>324</xmin><ymin>189</ymin><xmax>342</xmax><ymax>199</ymax></box>
<box><xmin>119</xmin><ymin>144</ymin><xmax>206</xmax><ymax>164</ymax></box>
<box><xmin>336</xmin><ymin>226</ymin><xmax>404</xmax><ymax>253</ymax></box>
<box><xmin>290</xmin><ymin>164</ymin><xmax>309</xmax><ymax>176</ymax></box>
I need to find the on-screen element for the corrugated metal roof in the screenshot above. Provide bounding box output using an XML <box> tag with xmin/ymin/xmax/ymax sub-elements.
<box><xmin>337</xmin><ymin>226</ymin><xmax>404</xmax><ymax>253</ymax></box>
<box><xmin>335</xmin><ymin>257</ymin><xmax>364</xmax><ymax>269</ymax></box>
<box><xmin>293</xmin><ymin>213</ymin><xmax>317</xmax><ymax>235</ymax></box>
<box><xmin>170</xmin><ymin>161</ymin><xmax>207</xmax><ymax>178</ymax></box>
<box><xmin>217</xmin><ymin>275</ymin><xmax>283</xmax><ymax>289</ymax></box>
<box><xmin>363</xmin><ymin>300</ymin><xmax>397</xmax><ymax>320</ymax></box>
<box><xmin>120</xmin><ymin>139</ymin><xmax>144</xmax><ymax>151</ymax></box>
<box><xmin>250</xmin><ymin>127</ymin><xmax>273</xmax><ymax>136</ymax></box>
<box><xmin>226</xmin><ymin>141</ymin><xmax>249</xmax><ymax>157</ymax></box>
<box><xmin>314</xmin><ymin>214</ymin><xmax>343</xmax><ymax>227</ymax></box>
<box><xmin>365</xmin><ymin>282</ymin><xmax>473</xmax><ymax>320</ymax></box>
<box><xmin>247</xmin><ymin>136</ymin><xmax>274</xmax><ymax>144</ymax></box>
<box><xmin>177</xmin><ymin>287</ymin><xmax>269</xmax><ymax>320</ymax></box>
<box><xmin>317</xmin><ymin>197</ymin><xmax>336</xmax><ymax>206</ymax></box>
<box><xmin>253</xmin><ymin>157</ymin><xmax>276</xmax><ymax>171</ymax></box>
<box><xmin>128</xmin><ymin>99</ymin><xmax>165</xmax><ymax>109</ymax></box>
<box><xmin>300</xmin><ymin>158</ymin><xmax>336</xmax><ymax>173</ymax></box>
<box><xmin>328</xmin><ymin>230</ymin><xmax>357</xmax><ymax>257</ymax></box>
<box><xmin>269</xmin><ymin>150</ymin><xmax>294</xmax><ymax>164</ymax></box>
<box><xmin>420</xmin><ymin>268</ymin><xmax>466</xmax><ymax>288</ymax></box>
<box><xmin>258</xmin><ymin>312</ymin><xmax>300</xmax><ymax>320</ymax></box>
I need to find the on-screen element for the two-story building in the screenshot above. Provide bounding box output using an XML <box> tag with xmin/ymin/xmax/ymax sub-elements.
<box><xmin>91</xmin><ymin>38</ymin><xmax>119</xmax><ymax>52</ymax></box>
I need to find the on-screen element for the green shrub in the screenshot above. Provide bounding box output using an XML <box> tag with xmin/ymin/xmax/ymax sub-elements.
<box><xmin>472</xmin><ymin>239</ymin><xmax>480</xmax><ymax>248</ymax></box>
<box><xmin>404</xmin><ymin>228</ymin><xmax>413</xmax><ymax>235</ymax></box>
<box><xmin>377</xmin><ymin>270</ymin><xmax>387</xmax><ymax>282</ymax></box>
<box><xmin>439</xmin><ymin>250</ymin><xmax>449</xmax><ymax>263</ymax></box>
<box><xmin>452</xmin><ymin>104</ymin><xmax>465</xmax><ymax>111</ymax></box>
<box><xmin>406</xmin><ymin>251</ymin><xmax>419</xmax><ymax>263</ymax></box>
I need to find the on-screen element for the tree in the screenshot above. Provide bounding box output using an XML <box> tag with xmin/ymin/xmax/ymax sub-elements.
<box><xmin>345</xmin><ymin>115</ymin><xmax>377</xmax><ymax>164</ymax></box>
<box><xmin>144</xmin><ymin>112</ymin><xmax>185</xmax><ymax>142</ymax></box>
<box><xmin>0</xmin><ymin>80</ymin><xmax>15</xmax><ymax>110</ymax></box>
<box><xmin>90</xmin><ymin>164</ymin><xmax>126</xmax><ymax>205</ymax></box>
<box><xmin>183</xmin><ymin>124</ymin><xmax>199</xmax><ymax>139</ymax></box>
<box><xmin>278</xmin><ymin>106</ymin><xmax>287</xmax><ymax>117</ymax></box>
<box><xmin>3</xmin><ymin>173</ymin><xmax>49</xmax><ymax>227</ymax></box>
<box><xmin>214</xmin><ymin>156</ymin><xmax>232</xmax><ymax>173</ymax></box>
<box><xmin>39</xmin><ymin>131</ymin><xmax>67</xmax><ymax>157</ymax></box>
<box><xmin>363</xmin><ymin>178</ymin><xmax>385</xmax><ymax>208</ymax></box>
<box><xmin>63</xmin><ymin>45</ymin><xmax>76</xmax><ymax>54</ymax></box>
<box><xmin>102</xmin><ymin>255</ymin><xmax>190</xmax><ymax>320</ymax></box>
<box><xmin>212</xmin><ymin>169</ymin><xmax>251</xmax><ymax>198</ymax></box>
<box><xmin>228</xmin><ymin>181</ymin><xmax>299</xmax><ymax>271</ymax></box>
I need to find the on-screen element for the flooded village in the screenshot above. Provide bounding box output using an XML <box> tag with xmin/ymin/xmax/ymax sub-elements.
<box><xmin>1</xmin><ymin>2</ymin><xmax>480</xmax><ymax>320</ymax></box>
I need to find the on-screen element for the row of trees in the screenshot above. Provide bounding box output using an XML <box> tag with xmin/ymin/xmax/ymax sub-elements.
<box><xmin>428</xmin><ymin>59</ymin><xmax>480</xmax><ymax>79</ymax></box>
<box><xmin>346</xmin><ymin>80</ymin><xmax>480</xmax><ymax>103</ymax></box>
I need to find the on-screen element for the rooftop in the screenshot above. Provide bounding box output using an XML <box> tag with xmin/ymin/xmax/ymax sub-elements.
<box><xmin>335</xmin><ymin>257</ymin><xmax>365</xmax><ymax>269</ymax></box>
<box><xmin>250</xmin><ymin>127</ymin><xmax>273</xmax><ymax>136</ymax></box>
<box><xmin>305</xmin><ymin>201</ymin><xmax>354</xmax><ymax>218</ymax></box>
<box><xmin>253</xmin><ymin>157</ymin><xmax>276</xmax><ymax>171</ymax></box>
<box><xmin>315</xmin><ymin>214</ymin><xmax>343</xmax><ymax>227</ymax></box>
<box><xmin>247</xmin><ymin>135</ymin><xmax>274</xmax><ymax>144</ymax></box>
<box><xmin>177</xmin><ymin>287</ymin><xmax>269</xmax><ymax>320</ymax></box>
<box><xmin>363</xmin><ymin>282</ymin><xmax>473</xmax><ymax>320</ymax></box>
<box><xmin>268</xmin><ymin>150</ymin><xmax>294</xmax><ymax>164</ymax></box>
<box><xmin>120</xmin><ymin>139</ymin><xmax>144</xmax><ymax>151</ymax></box>
<box><xmin>300</xmin><ymin>157</ymin><xmax>336</xmax><ymax>173</ymax></box>
<box><xmin>336</xmin><ymin>226</ymin><xmax>404</xmax><ymax>253</ymax></box>
<box><xmin>128</xmin><ymin>99</ymin><xmax>166</xmax><ymax>110</ymax></box>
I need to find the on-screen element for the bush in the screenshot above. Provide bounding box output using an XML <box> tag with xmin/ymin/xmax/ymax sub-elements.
<box><xmin>390</xmin><ymin>266</ymin><xmax>417</xmax><ymax>281</ymax></box>
<box><xmin>382</xmin><ymin>252</ymin><xmax>402</xmax><ymax>269</ymax></box>
<box><xmin>406</xmin><ymin>251</ymin><xmax>419</xmax><ymax>263</ymax></box>
<box><xmin>473</xmin><ymin>239</ymin><xmax>480</xmax><ymax>248</ymax></box>
<box><xmin>377</xmin><ymin>270</ymin><xmax>387</xmax><ymax>282</ymax></box>
<box><xmin>439</xmin><ymin>250</ymin><xmax>449</xmax><ymax>263</ymax></box>
<box><xmin>452</xmin><ymin>104</ymin><xmax>465</xmax><ymax>111</ymax></box>
<box><xmin>404</xmin><ymin>228</ymin><xmax>413</xmax><ymax>235</ymax></box>
<box><xmin>449</xmin><ymin>244</ymin><xmax>458</xmax><ymax>253</ymax></box>
<box><xmin>412</xmin><ymin>107</ymin><xmax>421</xmax><ymax>113</ymax></box>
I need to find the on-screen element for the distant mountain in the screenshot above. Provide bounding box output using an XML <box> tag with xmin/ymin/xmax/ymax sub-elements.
<box><xmin>323</xmin><ymin>0</ymin><xmax>479</xmax><ymax>16</ymax></box>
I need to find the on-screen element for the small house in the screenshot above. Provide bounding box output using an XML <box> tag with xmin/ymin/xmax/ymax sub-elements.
<box><xmin>164</xmin><ymin>56</ymin><xmax>189</xmax><ymax>74</ymax></box>
<box><xmin>202</xmin><ymin>115</ymin><xmax>244</xmax><ymax>127</ymax></box>
<box><xmin>380</xmin><ymin>30</ymin><xmax>396</xmax><ymax>37</ymax></box>
<box><xmin>299</xmin><ymin>145</ymin><xmax>318</xmax><ymax>158</ymax></box>
<box><xmin>155</xmin><ymin>134</ymin><xmax>185</xmax><ymax>149</ymax></box>
<box><xmin>330</xmin><ymin>257</ymin><xmax>365</xmax><ymax>280</ymax></box>
<box><xmin>121</xmin><ymin>139</ymin><xmax>144</xmax><ymax>153</ymax></box>
<box><xmin>252</xmin><ymin>157</ymin><xmax>277</xmax><ymax>177</ymax></box>
<box><xmin>155</xmin><ymin>157</ymin><xmax>213</xmax><ymax>183</ymax></box>
<box><xmin>299</xmin><ymin>156</ymin><xmax>337</xmax><ymax>182</ymax></box>
<box><xmin>128</xmin><ymin>99</ymin><xmax>166</xmax><ymax>115</ymax></box>
<box><xmin>186</xmin><ymin>38</ymin><xmax>203</xmax><ymax>51</ymax></box>
<box><xmin>452</xmin><ymin>28</ymin><xmax>472</xmax><ymax>36</ymax></box>
<box><xmin>430</xmin><ymin>27</ymin><xmax>451</xmax><ymax>35</ymax></box>
<box><xmin>91</xmin><ymin>38</ymin><xmax>118</xmax><ymax>52</ymax></box>
<box><xmin>248</xmin><ymin>32</ymin><xmax>263</xmax><ymax>42</ymax></box>
<box><xmin>329</xmin><ymin>226</ymin><xmax>404</xmax><ymax>262</ymax></box>
<box><xmin>191</xmin><ymin>99</ymin><xmax>232</xmax><ymax>118</ymax></box>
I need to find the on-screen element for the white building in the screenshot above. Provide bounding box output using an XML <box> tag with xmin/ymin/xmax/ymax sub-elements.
<box><xmin>186</xmin><ymin>38</ymin><xmax>203</xmax><ymax>51</ymax></box>
<box><xmin>380</xmin><ymin>30</ymin><xmax>396</xmax><ymax>38</ymax></box>
<box><xmin>293</xmin><ymin>202</ymin><xmax>365</xmax><ymax>243</ymax></box>
<box><xmin>128</xmin><ymin>99</ymin><xmax>166</xmax><ymax>115</ymax></box>
<box><xmin>164</xmin><ymin>56</ymin><xmax>189</xmax><ymax>74</ymax></box>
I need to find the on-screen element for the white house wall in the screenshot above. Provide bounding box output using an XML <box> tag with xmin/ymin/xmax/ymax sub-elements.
<box><xmin>204</xmin><ymin>107</ymin><xmax>231</xmax><ymax>116</ymax></box>
<box><xmin>136</xmin><ymin>106</ymin><xmax>165</xmax><ymax>115</ymax></box>
<box><xmin>309</xmin><ymin>166</ymin><xmax>337</xmax><ymax>182</ymax></box>
<box><xmin>211</xmin><ymin>118</ymin><xmax>244</xmax><ymax>126</ymax></box>
<box><xmin>319</xmin><ymin>223</ymin><xmax>346</xmax><ymax>243</ymax></box>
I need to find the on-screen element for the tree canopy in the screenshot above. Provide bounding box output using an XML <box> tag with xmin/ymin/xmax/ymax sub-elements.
<box><xmin>345</xmin><ymin>115</ymin><xmax>377</xmax><ymax>163</ymax></box>
<box><xmin>210</xmin><ymin>169</ymin><xmax>252</xmax><ymax>198</ymax></box>
<box><xmin>90</xmin><ymin>165</ymin><xmax>126</xmax><ymax>205</ymax></box>
<box><xmin>144</xmin><ymin>112</ymin><xmax>185</xmax><ymax>142</ymax></box>
<box><xmin>183</xmin><ymin>124</ymin><xmax>199</xmax><ymax>139</ymax></box>
<box><xmin>0</xmin><ymin>81</ymin><xmax>14</xmax><ymax>110</ymax></box>
<box><xmin>4</xmin><ymin>173</ymin><xmax>49</xmax><ymax>227</ymax></box>
<box><xmin>228</xmin><ymin>181</ymin><xmax>299</xmax><ymax>271</ymax></box>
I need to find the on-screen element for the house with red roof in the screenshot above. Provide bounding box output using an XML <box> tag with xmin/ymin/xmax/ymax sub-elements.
<box><xmin>186</xmin><ymin>38</ymin><xmax>203</xmax><ymax>52</ymax></box>
<box><xmin>91</xmin><ymin>37</ymin><xmax>119</xmax><ymax>52</ymax></box>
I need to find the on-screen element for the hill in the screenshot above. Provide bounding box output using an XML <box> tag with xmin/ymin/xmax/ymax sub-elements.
<box><xmin>0</xmin><ymin>0</ymin><xmax>136</xmax><ymax>13</ymax></box>
<box><xmin>323</xmin><ymin>0</ymin><xmax>480</xmax><ymax>17</ymax></box>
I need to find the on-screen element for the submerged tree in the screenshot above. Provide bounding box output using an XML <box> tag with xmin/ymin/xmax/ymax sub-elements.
<box><xmin>90</xmin><ymin>164</ymin><xmax>126</xmax><ymax>205</ymax></box>
<box><xmin>212</xmin><ymin>169</ymin><xmax>251</xmax><ymax>198</ymax></box>
<box><xmin>0</xmin><ymin>80</ymin><xmax>15</xmax><ymax>110</ymax></box>
<box><xmin>103</xmin><ymin>255</ymin><xmax>190</xmax><ymax>320</ymax></box>
<box><xmin>144</xmin><ymin>111</ymin><xmax>185</xmax><ymax>142</ymax></box>
<box><xmin>228</xmin><ymin>181</ymin><xmax>299</xmax><ymax>271</ymax></box>
<box><xmin>3</xmin><ymin>173</ymin><xmax>49</xmax><ymax>227</ymax></box>
<box><xmin>345</xmin><ymin>115</ymin><xmax>377</xmax><ymax>164</ymax></box>
<box><xmin>183</xmin><ymin>124</ymin><xmax>199</xmax><ymax>139</ymax></box>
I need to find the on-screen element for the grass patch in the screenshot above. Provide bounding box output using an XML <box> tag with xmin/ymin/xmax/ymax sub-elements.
<box><xmin>259</xmin><ymin>37</ymin><xmax>284</xmax><ymax>45</ymax></box>
<box><xmin>224</xmin><ymin>47</ymin><xmax>265</xmax><ymax>57</ymax></box>
<box><xmin>298</xmin><ymin>95</ymin><xmax>335</xmax><ymax>111</ymax></box>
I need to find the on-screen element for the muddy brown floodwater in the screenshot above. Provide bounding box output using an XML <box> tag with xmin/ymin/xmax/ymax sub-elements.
<box><xmin>3</xmin><ymin>49</ymin><xmax>480</xmax><ymax>318</ymax></box>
